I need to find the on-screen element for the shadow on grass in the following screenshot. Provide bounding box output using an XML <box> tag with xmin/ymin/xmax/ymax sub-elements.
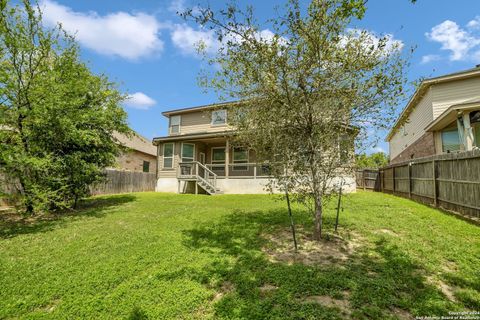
<box><xmin>0</xmin><ymin>194</ymin><xmax>137</xmax><ymax>239</ymax></box>
<box><xmin>178</xmin><ymin>208</ymin><xmax>459</xmax><ymax>319</ymax></box>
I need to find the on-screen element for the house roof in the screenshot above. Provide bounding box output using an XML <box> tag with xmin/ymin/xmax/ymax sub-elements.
<box><xmin>114</xmin><ymin>131</ymin><xmax>157</xmax><ymax>156</ymax></box>
<box><xmin>152</xmin><ymin>131</ymin><xmax>234</xmax><ymax>145</ymax></box>
<box><xmin>424</xmin><ymin>99</ymin><xmax>480</xmax><ymax>132</ymax></box>
<box><xmin>161</xmin><ymin>101</ymin><xmax>241</xmax><ymax>117</ymax></box>
<box><xmin>386</xmin><ymin>66</ymin><xmax>480</xmax><ymax>142</ymax></box>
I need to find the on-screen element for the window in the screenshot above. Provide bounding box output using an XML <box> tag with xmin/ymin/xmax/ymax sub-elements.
<box><xmin>233</xmin><ymin>147</ymin><xmax>248</xmax><ymax>171</ymax></box>
<box><xmin>211</xmin><ymin>147</ymin><xmax>225</xmax><ymax>171</ymax></box>
<box><xmin>441</xmin><ymin>128</ymin><xmax>461</xmax><ymax>153</ymax></box>
<box><xmin>474</xmin><ymin>124</ymin><xmax>480</xmax><ymax>148</ymax></box>
<box><xmin>170</xmin><ymin>115</ymin><xmax>181</xmax><ymax>134</ymax></box>
<box><xmin>181</xmin><ymin>143</ymin><xmax>195</xmax><ymax>162</ymax></box>
<box><xmin>143</xmin><ymin>161</ymin><xmax>150</xmax><ymax>173</ymax></box>
<box><xmin>163</xmin><ymin>143</ymin><xmax>174</xmax><ymax>168</ymax></box>
<box><xmin>211</xmin><ymin>109</ymin><xmax>227</xmax><ymax>125</ymax></box>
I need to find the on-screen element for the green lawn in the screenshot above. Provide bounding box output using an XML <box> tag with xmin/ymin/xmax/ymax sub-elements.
<box><xmin>0</xmin><ymin>192</ymin><xmax>479</xmax><ymax>319</ymax></box>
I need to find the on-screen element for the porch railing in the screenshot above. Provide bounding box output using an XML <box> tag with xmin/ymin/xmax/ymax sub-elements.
<box><xmin>206</xmin><ymin>163</ymin><xmax>272</xmax><ymax>178</ymax></box>
<box><xmin>178</xmin><ymin>161</ymin><xmax>217</xmax><ymax>188</ymax></box>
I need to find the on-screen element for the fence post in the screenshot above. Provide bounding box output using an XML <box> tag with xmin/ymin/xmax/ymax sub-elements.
<box><xmin>381</xmin><ymin>170</ymin><xmax>384</xmax><ymax>192</ymax></box>
<box><xmin>392</xmin><ymin>167</ymin><xmax>396</xmax><ymax>194</ymax></box>
<box><xmin>363</xmin><ymin>170</ymin><xmax>366</xmax><ymax>191</ymax></box>
<box><xmin>432</xmin><ymin>159</ymin><xmax>438</xmax><ymax>207</ymax></box>
<box><xmin>408</xmin><ymin>163</ymin><xmax>412</xmax><ymax>199</ymax></box>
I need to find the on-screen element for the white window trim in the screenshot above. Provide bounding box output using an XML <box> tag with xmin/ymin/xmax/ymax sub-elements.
<box><xmin>181</xmin><ymin>143</ymin><xmax>195</xmax><ymax>162</ymax></box>
<box><xmin>232</xmin><ymin>147</ymin><xmax>249</xmax><ymax>171</ymax></box>
<box><xmin>170</xmin><ymin>115</ymin><xmax>181</xmax><ymax>134</ymax></box>
<box><xmin>211</xmin><ymin>109</ymin><xmax>227</xmax><ymax>126</ymax></box>
<box><xmin>162</xmin><ymin>143</ymin><xmax>175</xmax><ymax>169</ymax></box>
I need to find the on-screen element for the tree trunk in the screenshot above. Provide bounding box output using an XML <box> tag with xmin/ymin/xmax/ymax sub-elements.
<box><xmin>18</xmin><ymin>177</ymin><xmax>34</xmax><ymax>215</ymax></box>
<box><xmin>285</xmin><ymin>188</ymin><xmax>298</xmax><ymax>252</ymax></box>
<box><xmin>313</xmin><ymin>193</ymin><xmax>323</xmax><ymax>240</ymax></box>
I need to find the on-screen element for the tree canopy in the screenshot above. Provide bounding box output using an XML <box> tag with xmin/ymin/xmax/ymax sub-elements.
<box><xmin>356</xmin><ymin>152</ymin><xmax>389</xmax><ymax>169</ymax></box>
<box><xmin>0</xmin><ymin>0</ymin><xmax>130</xmax><ymax>213</ymax></box>
<box><xmin>185</xmin><ymin>0</ymin><xmax>409</xmax><ymax>239</ymax></box>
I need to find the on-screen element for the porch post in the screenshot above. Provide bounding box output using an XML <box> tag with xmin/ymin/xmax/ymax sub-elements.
<box><xmin>225</xmin><ymin>139</ymin><xmax>230</xmax><ymax>178</ymax></box>
<box><xmin>462</xmin><ymin>111</ymin><xmax>474</xmax><ymax>151</ymax></box>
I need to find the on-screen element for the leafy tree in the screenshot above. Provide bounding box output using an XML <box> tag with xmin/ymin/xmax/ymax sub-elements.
<box><xmin>185</xmin><ymin>0</ymin><xmax>408</xmax><ymax>239</ymax></box>
<box><xmin>356</xmin><ymin>152</ymin><xmax>389</xmax><ymax>169</ymax></box>
<box><xmin>0</xmin><ymin>0</ymin><xmax>130</xmax><ymax>214</ymax></box>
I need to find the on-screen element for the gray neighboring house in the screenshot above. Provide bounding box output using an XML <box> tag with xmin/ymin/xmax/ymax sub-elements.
<box><xmin>387</xmin><ymin>66</ymin><xmax>480</xmax><ymax>164</ymax></box>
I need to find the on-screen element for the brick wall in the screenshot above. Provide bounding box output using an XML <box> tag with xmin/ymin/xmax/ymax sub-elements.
<box><xmin>115</xmin><ymin>150</ymin><xmax>157</xmax><ymax>173</ymax></box>
<box><xmin>390</xmin><ymin>132</ymin><xmax>436</xmax><ymax>164</ymax></box>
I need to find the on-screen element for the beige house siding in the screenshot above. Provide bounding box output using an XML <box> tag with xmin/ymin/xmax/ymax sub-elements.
<box><xmin>389</xmin><ymin>88</ymin><xmax>434</xmax><ymax>160</ymax></box>
<box><xmin>157</xmin><ymin>140</ymin><xmax>258</xmax><ymax>178</ymax></box>
<box><xmin>172</xmin><ymin>111</ymin><xmax>233</xmax><ymax>136</ymax></box>
<box><xmin>389</xmin><ymin>75</ymin><xmax>480</xmax><ymax>161</ymax></box>
<box><xmin>431</xmin><ymin>77</ymin><xmax>480</xmax><ymax>118</ymax></box>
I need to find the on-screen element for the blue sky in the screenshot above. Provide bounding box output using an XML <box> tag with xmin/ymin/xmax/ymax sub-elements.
<box><xmin>36</xmin><ymin>0</ymin><xmax>480</xmax><ymax>154</ymax></box>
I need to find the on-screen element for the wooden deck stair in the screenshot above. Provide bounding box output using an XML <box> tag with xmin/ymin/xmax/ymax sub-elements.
<box><xmin>177</xmin><ymin>161</ymin><xmax>221</xmax><ymax>195</ymax></box>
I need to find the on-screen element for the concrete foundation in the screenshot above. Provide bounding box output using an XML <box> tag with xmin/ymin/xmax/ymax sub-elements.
<box><xmin>156</xmin><ymin>176</ymin><xmax>356</xmax><ymax>194</ymax></box>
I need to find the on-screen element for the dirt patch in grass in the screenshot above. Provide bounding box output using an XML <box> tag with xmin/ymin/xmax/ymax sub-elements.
<box><xmin>300</xmin><ymin>292</ymin><xmax>351</xmax><ymax>316</ymax></box>
<box><xmin>427</xmin><ymin>276</ymin><xmax>457</xmax><ymax>302</ymax></box>
<box><xmin>375</xmin><ymin>228</ymin><xmax>399</xmax><ymax>237</ymax></box>
<box><xmin>262</xmin><ymin>228</ymin><xmax>363</xmax><ymax>266</ymax></box>
<box><xmin>390</xmin><ymin>307</ymin><xmax>414</xmax><ymax>320</ymax></box>
<box><xmin>259</xmin><ymin>283</ymin><xmax>278</xmax><ymax>296</ymax></box>
<box><xmin>212</xmin><ymin>281</ymin><xmax>235</xmax><ymax>302</ymax></box>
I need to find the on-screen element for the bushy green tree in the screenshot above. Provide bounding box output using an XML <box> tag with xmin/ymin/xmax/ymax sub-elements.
<box><xmin>185</xmin><ymin>0</ymin><xmax>408</xmax><ymax>239</ymax></box>
<box><xmin>356</xmin><ymin>152</ymin><xmax>389</xmax><ymax>169</ymax></box>
<box><xmin>0</xmin><ymin>0</ymin><xmax>130</xmax><ymax>214</ymax></box>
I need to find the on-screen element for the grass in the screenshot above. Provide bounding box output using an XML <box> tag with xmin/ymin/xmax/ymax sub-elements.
<box><xmin>0</xmin><ymin>191</ymin><xmax>479</xmax><ymax>319</ymax></box>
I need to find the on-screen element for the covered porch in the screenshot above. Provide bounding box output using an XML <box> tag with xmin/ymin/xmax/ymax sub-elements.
<box><xmin>153</xmin><ymin>132</ymin><xmax>272</xmax><ymax>194</ymax></box>
<box><xmin>425</xmin><ymin>102</ymin><xmax>480</xmax><ymax>153</ymax></box>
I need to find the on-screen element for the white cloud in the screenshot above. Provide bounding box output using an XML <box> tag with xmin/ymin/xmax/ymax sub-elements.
<box><xmin>425</xmin><ymin>20</ymin><xmax>480</xmax><ymax>61</ymax></box>
<box><xmin>370</xmin><ymin>146</ymin><xmax>386</xmax><ymax>153</ymax></box>
<box><xmin>124</xmin><ymin>92</ymin><xmax>156</xmax><ymax>110</ymax></box>
<box><xmin>171</xmin><ymin>24</ymin><xmax>219</xmax><ymax>55</ymax></box>
<box><xmin>169</xmin><ymin>0</ymin><xmax>186</xmax><ymax>13</ymax></box>
<box><xmin>170</xmin><ymin>23</ymin><xmax>286</xmax><ymax>57</ymax></box>
<box><xmin>420</xmin><ymin>54</ymin><xmax>441</xmax><ymax>64</ymax></box>
<box><xmin>467</xmin><ymin>16</ymin><xmax>480</xmax><ymax>29</ymax></box>
<box><xmin>40</xmin><ymin>0</ymin><xmax>163</xmax><ymax>60</ymax></box>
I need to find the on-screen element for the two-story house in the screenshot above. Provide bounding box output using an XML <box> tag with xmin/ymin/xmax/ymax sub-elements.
<box><xmin>387</xmin><ymin>66</ymin><xmax>480</xmax><ymax>164</ymax></box>
<box><xmin>152</xmin><ymin>102</ymin><xmax>356</xmax><ymax>194</ymax></box>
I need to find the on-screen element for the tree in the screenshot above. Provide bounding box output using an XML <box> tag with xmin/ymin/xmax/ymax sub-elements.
<box><xmin>185</xmin><ymin>0</ymin><xmax>408</xmax><ymax>240</ymax></box>
<box><xmin>0</xmin><ymin>0</ymin><xmax>130</xmax><ymax>214</ymax></box>
<box><xmin>356</xmin><ymin>152</ymin><xmax>389</xmax><ymax>169</ymax></box>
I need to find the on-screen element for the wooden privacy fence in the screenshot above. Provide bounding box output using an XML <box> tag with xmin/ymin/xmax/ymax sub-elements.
<box><xmin>356</xmin><ymin>169</ymin><xmax>380</xmax><ymax>190</ymax></box>
<box><xmin>91</xmin><ymin>169</ymin><xmax>156</xmax><ymax>195</ymax></box>
<box><xmin>358</xmin><ymin>150</ymin><xmax>480</xmax><ymax>219</ymax></box>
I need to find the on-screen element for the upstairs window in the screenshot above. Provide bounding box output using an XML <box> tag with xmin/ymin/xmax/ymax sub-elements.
<box><xmin>170</xmin><ymin>115</ymin><xmax>181</xmax><ymax>134</ymax></box>
<box><xmin>211</xmin><ymin>109</ymin><xmax>227</xmax><ymax>125</ymax></box>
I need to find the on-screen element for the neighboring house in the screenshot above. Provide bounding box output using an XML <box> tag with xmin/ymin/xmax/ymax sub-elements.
<box><xmin>152</xmin><ymin>102</ymin><xmax>356</xmax><ymax>194</ymax></box>
<box><xmin>387</xmin><ymin>66</ymin><xmax>480</xmax><ymax>164</ymax></box>
<box><xmin>114</xmin><ymin>132</ymin><xmax>157</xmax><ymax>173</ymax></box>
